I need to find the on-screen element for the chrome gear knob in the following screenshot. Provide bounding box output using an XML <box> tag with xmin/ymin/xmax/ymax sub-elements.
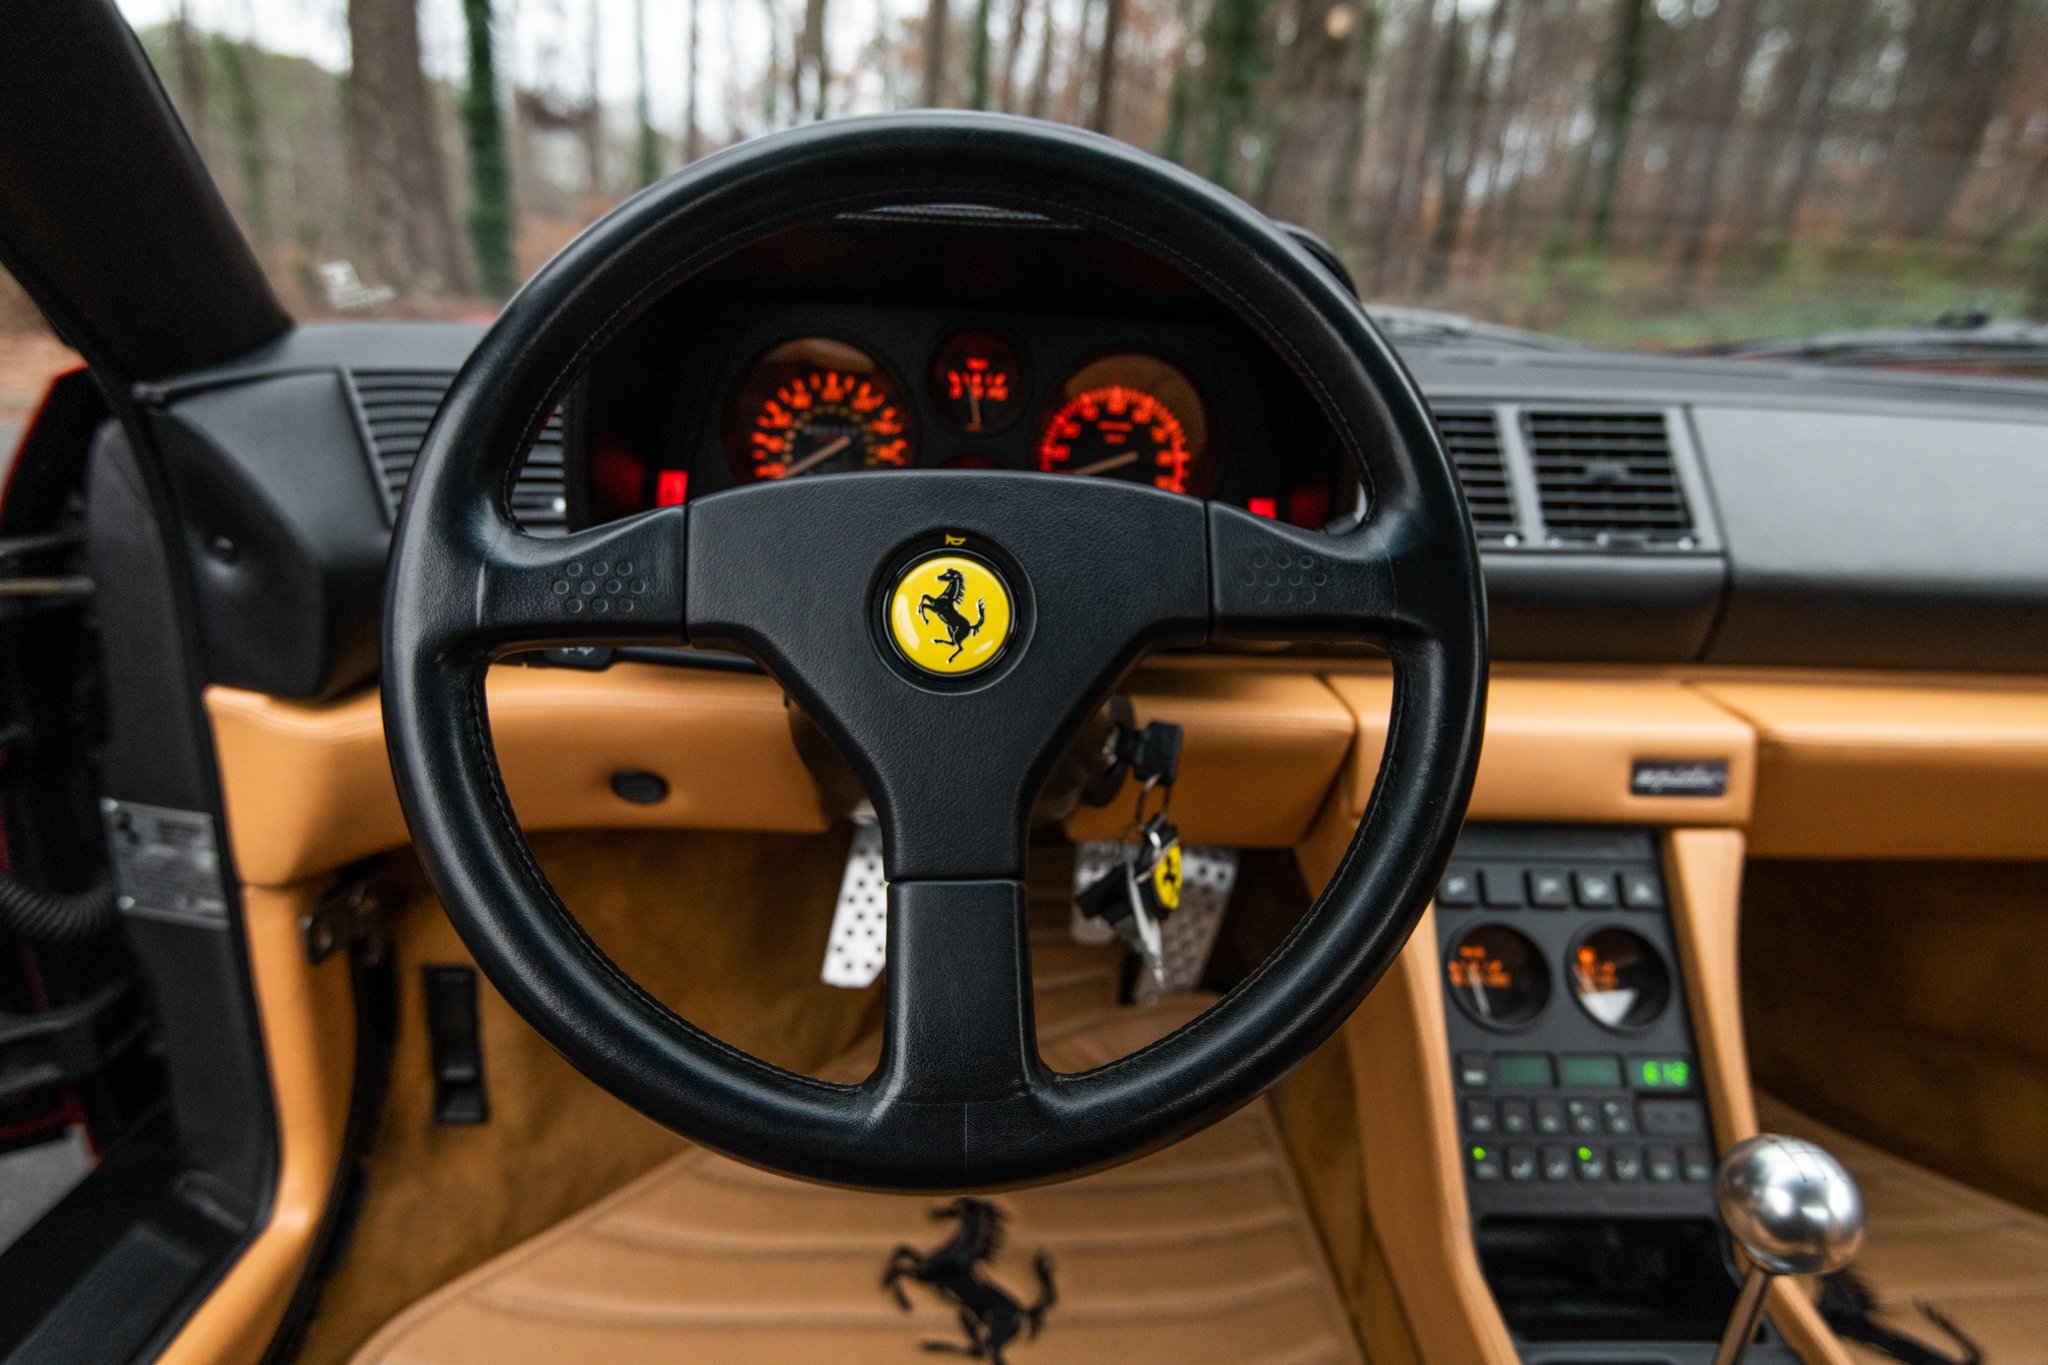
<box><xmin>1716</xmin><ymin>1134</ymin><xmax>1864</xmax><ymax>1275</ymax></box>
<box><xmin>1710</xmin><ymin>1134</ymin><xmax>1864</xmax><ymax>1365</ymax></box>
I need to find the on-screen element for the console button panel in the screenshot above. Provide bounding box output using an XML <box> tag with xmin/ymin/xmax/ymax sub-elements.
<box><xmin>1439</xmin><ymin>825</ymin><xmax>1715</xmax><ymax>1219</ymax></box>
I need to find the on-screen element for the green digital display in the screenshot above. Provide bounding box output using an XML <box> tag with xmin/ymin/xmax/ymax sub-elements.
<box><xmin>1632</xmin><ymin>1057</ymin><xmax>1693</xmax><ymax>1091</ymax></box>
<box><xmin>1560</xmin><ymin>1054</ymin><xmax>1623</xmax><ymax>1088</ymax></box>
<box><xmin>1494</xmin><ymin>1053</ymin><xmax>1555</xmax><ymax>1087</ymax></box>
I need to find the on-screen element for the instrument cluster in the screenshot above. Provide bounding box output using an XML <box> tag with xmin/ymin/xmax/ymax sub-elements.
<box><xmin>720</xmin><ymin>331</ymin><xmax>1215</xmax><ymax>495</ymax></box>
<box><xmin>592</xmin><ymin>300</ymin><xmax>1350</xmax><ymax>529</ymax></box>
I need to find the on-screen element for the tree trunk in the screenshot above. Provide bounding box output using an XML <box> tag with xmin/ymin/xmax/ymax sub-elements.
<box><xmin>1199</xmin><ymin>0</ymin><xmax>1272</xmax><ymax>192</ymax></box>
<box><xmin>795</xmin><ymin>0</ymin><xmax>830</xmax><ymax>118</ymax></box>
<box><xmin>585</xmin><ymin>0</ymin><xmax>604</xmax><ymax>193</ymax></box>
<box><xmin>1027</xmin><ymin>0</ymin><xmax>1056</xmax><ymax>117</ymax></box>
<box><xmin>1670</xmin><ymin>0</ymin><xmax>1764</xmax><ymax>285</ymax></box>
<box><xmin>1886</xmin><ymin>0</ymin><xmax>2016</xmax><ymax>240</ymax></box>
<box><xmin>1422</xmin><ymin>0</ymin><xmax>1510</xmax><ymax>293</ymax></box>
<box><xmin>998</xmin><ymin>0</ymin><xmax>1033</xmax><ymax>110</ymax></box>
<box><xmin>1587</xmin><ymin>0</ymin><xmax>1649</xmax><ymax>251</ymax></box>
<box><xmin>1363</xmin><ymin>0</ymin><xmax>1443</xmax><ymax>294</ymax></box>
<box><xmin>635</xmin><ymin>0</ymin><xmax>659</xmax><ymax>181</ymax></box>
<box><xmin>215</xmin><ymin>36</ymin><xmax>272</xmax><ymax>257</ymax></box>
<box><xmin>1262</xmin><ymin>0</ymin><xmax>1377</xmax><ymax>238</ymax></box>
<box><xmin>462</xmin><ymin>0</ymin><xmax>516</xmax><ymax>297</ymax></box>
<box><xmin>1089</xmin><ymin>0</ymin><xmax>1127</xmax><ymax>131</ymax></box>
<box><xmin>1403</xmin><ymin>0</ymin><xmax>1465</xmax><ymax>293</ymax></box>
<box><xmin>685</xmin><ymin>0</ymin><xmax>702</xmax><ymax>160</ymax></box>
<box><xmin>347</xmin><ymin>0</ymin><xmax>471</xmax><ymax>295</ymax></box>
<box><xmin>970</xmin><ymin>0</ymin><xmax>996</xmax><ymax>108</ymax></box>
<box><xmin>171</xmin><ymin>4</ymin><xmax>211</xmax><ymax>161</ymax></box>
<box><xmin>1771</xmin><ymin>0</ymin><xmax>1864</xmax><ymax>239</ymax></box>
<box><xmin>922</xmin><ymin>0</ymin><xmax>952</xmax><ymax>105</ymax></box>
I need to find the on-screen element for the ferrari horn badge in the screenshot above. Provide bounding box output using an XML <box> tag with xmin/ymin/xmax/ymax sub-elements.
<box><xmin>887</xmin><ymin>551</ymin><xmax>1014</xmax><ymax>676</ymax></box>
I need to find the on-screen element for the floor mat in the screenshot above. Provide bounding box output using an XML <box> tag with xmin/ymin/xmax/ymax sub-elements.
<box><xmin>353</xmin><ymin>913</ymin><xmax>1364</xmax><ymax>1365</ymax></box>
<box><xmin>1760</xmin><ymin>1095</ymin><xmax>2048</xmax><ymax>1365</ymax></box>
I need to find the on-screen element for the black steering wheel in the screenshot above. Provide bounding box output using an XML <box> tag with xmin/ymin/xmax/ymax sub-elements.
<box><xmin>382</xmin><ymin>113</ymin><xmax>1486</xmax><ymax>1191</ymax></box>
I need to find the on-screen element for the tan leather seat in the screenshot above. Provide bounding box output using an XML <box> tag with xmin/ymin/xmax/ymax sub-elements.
<box><xmin>355</xmin><ymin>935</ymin><xmax>1365</xmax><ymax>1365</ymax></box>
<box><xmin>1761</xmin><ymin>1096</ymin><xmax>2048</xmax><ymax>1365</ymax></box>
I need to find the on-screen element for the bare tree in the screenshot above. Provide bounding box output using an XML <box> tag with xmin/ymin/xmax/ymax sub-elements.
<box><xmin>1586</xmin><ymin>0</ymin><xmax>1651</xmax><ymax>251</ymax></box>
<box><xmin>923</xmin><ymin>0</ymin><xmax>952</xmax><ymax>104</ymax></box>
<box><xmin>1671</xmin><ymin>0</ymin><xmax>1765</xmax><ymax>285</ymax></box>
<box><xmin>1423</xmin><ymin>0</ymin><xmax>1511</xmax><ymax>293</ymax></box>
<box><xmin>171</xmin><ymin>0</ymin><xmax>212</xmax><ymax>161</ymax></box>
<box><xmin>1090</xmin><ymin>0</ymin><xmax>1128</xmax><ymax>130</ymax></box>
<box><xmin>585</xmin><ymin>0</ymin><xmax>604</xmax><ymax>194</ymax></box>
<box><xmin>998</xmin><ymin>0</ymin><xmax>1035</xmax><ymax>110</ymax></box>
<box><xmin>1027</xmin><ymin>0</ymin><xmax>1057</xmax><ymax>116</ymax></box>
<box><xmin>970</xmin><ymin>0</ymin><xmax>996</xmax><ymax>106</ymax></box>
<box><xmin>1263</xmin><ymin>0</ymin><xmax>1378</xmax><ymax>238</ymax></box>
<box><xmin>1887</xmin><ymin>0</ymin><xmax>2017</xmax><ymax>239</ymax></box>
<box><xmin>686</xmin><ymin>0</ymin><xmax>702</xmax><ymax>159</ymax></box>
<box><xmin>795</xmin><ymin>0</ymin><xmax>831</xmax><ymax>118</ymax></box>
<box><xmin>347</xmin><ymin>0</ymin><xmax>472</xmax><ymax>294</ymax></box>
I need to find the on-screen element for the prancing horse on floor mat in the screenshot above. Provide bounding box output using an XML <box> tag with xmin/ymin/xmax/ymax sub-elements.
<box><xmin>882</xmin><ymin>1198</ymin><xmax>1056</xmax><ymax>1362</ymax></box>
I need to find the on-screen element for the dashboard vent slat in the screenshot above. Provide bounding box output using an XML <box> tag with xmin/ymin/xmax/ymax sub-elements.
<box><xmin>1524</xmin><ymin>409</ymin><xmax>1692</xmax><ymax>547</ymax></box>
<box><xmin>1432</xmin><ymin>408</ymin><xmax>1517</xmax><ymax>539</ymax></box>
<box><xmin>350</xmin><ymin>369</ymin><xmax>569</xmax><ymax>534</ymax></box>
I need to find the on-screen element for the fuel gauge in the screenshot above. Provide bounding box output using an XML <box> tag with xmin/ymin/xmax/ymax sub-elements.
<box><xmin>1446</xmin><ymin>925</ymin><xmax>1550</xmax><ymax>1031</ymax></box>
<box><xmin>930</xmin><ymin>329</ymin><xmax>1026</xmax><ymax>435</ymax></box>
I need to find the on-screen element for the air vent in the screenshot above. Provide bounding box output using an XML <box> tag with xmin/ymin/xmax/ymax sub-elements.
<box><xmin>1524</xmin><ymin>410</ymin><xmax>1692</xmax><ymax>548</ymax></box>
<box><xmin>1433</xmin><ymin>408</ymin><xmax>1517</xmax><ymax>539</ymax></box>
<box><xmin>350</xmin><ymin>370</ymin><xmax>568</xmax><ymax>534</ymax></box>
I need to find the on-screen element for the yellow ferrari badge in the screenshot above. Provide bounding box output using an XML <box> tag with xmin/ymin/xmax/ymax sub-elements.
<box><xmin>887</xmin><ymin>552</ymin><xmax>1014</xmax><ymax>676</ymax></box>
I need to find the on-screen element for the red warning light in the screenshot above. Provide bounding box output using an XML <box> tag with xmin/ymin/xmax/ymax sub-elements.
<box><xmin>1248</xmin><ymin>496</ymin><xmax>1279</xmax><ymax>519</ymax></box>
<box><xmin>655</xmin><ymin>469</ymin><xmax>690</xmax><ymax>506</ymax></box>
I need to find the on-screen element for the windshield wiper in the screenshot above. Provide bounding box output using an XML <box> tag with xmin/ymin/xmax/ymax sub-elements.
<box><xmin>1364</xmin><ymin>304</ymin><xmax>1582</xmax><ymax>352</ymax></box>
<box><xmin>1701</xmin><ymin>307</ymin><xmax>2048</xmax><ymax>368</ymax></box>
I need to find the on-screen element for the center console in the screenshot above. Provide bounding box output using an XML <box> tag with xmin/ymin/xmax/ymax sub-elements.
<box><xmin>1435</xmin><ymin>825</ymin><xmax>1793</xmax><ymax>1363</ymax></box>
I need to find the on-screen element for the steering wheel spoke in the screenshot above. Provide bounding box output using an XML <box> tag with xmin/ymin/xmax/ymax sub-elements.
<box><xmin>1208</xmin><ymin>500</ymin><xmax>1445</xmax><ymax>643</ymax></box>
<box><xmin>471</xmin><ymin>506</ymin><xmax>686</xmax><ymax>652</ymax></box>
<box><xmin>867</xmin><ymin>878</ymin><xmax>1045</xmax><ymax>1108</ymax></box>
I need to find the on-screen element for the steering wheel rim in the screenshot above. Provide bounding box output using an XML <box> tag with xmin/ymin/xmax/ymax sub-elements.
<box><xmin>382</xmin><ymin>112</ymin><xmax>1487</xmax><ymax>1191</ymax></box>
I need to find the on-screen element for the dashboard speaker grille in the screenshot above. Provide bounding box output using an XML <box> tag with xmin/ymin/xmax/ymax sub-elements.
<box><xmin>349</xmin><ymin>369</ymin><xmax>568</xmax><ymax>534</ymax></box>
<box><xmin>1524</xmin><ymin>409</ymin><xmax>1691</xmax><ymax>547</ymax></box>
<box><xmin>1433</xmin><ymin>408</ymin><xmax>1517</xmax><ymax>539</ymax></box>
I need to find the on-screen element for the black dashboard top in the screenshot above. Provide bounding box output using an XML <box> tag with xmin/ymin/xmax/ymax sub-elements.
<box><xmin>138</xmin><ymin>212</ymin><xmax>2048</xmax><ymax>699</ymax></box>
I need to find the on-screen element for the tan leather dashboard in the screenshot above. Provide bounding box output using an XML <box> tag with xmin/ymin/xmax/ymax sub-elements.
<box><xmin>206</xmin><ymin>659</ymin><xmax>2048</xmax><ymax>888</ymax></box>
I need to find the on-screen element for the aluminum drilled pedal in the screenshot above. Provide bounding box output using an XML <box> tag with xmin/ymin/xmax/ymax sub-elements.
<box><xmin>821</xmin><ymin>821</ymin><xmax>887</xmax><ymax>988</ymax></box>
<box><xmin>1071</xmin><ymin>841</ymin><xmax>1240</xmax><ymax>999</ymax></box>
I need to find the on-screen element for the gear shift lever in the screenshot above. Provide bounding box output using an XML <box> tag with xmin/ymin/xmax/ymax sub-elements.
<box><xmin>1711</xmin><ymin>1134</ymin><xmax>1865</xmax><ymax>1365</ymax></box>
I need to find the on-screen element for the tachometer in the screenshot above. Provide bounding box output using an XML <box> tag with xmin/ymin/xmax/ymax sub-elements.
<box><xmin>1038</xmin><ymin>355</ymin><xmax>1210</xmax><ymax>494</ymax></box>
<box><xmin>724</xmin><ymin>337</ymin><xmax>913</xmax><ymax>483</ymax></box>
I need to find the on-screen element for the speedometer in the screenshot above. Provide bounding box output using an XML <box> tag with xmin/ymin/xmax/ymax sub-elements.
<box><xmin>723</xmin><ymin>337</ymin><xmax>913</xmax><ymax>483</ymax></box>
<box><xmin>1037</xmin><ymin>354</ymin><xmax>1211</xmax><ymax>494</ymax></box>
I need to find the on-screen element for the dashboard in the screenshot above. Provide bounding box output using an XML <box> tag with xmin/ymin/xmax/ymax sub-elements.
<box><xmin>141</xmin><ymin>209</ymin><xmax>2048</xmax><ymax>703</ymax></box>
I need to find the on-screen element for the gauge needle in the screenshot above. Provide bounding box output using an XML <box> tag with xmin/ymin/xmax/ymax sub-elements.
<box><xmin>1069</xmin><ymin>451</ymin><xmax>1140</xmax><ymax>478</ymax></box>
<box><xmin>780</xmin><ymin>434</ymin><xmax>855</xmax><ymax>477</ymax></box>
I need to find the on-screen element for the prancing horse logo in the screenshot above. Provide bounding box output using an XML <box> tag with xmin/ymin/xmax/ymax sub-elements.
<box><xmin>918</xmin><ymin>567</ymin><xmax>987</xmax><ymax>663</ymax></box>
<box><xmin>886</xmin><ymin>551</ymin><xmax>1014</xmax><ymax>676</ymax></box>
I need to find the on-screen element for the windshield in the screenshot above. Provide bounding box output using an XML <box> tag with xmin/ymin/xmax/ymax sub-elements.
<box><xmin>16</xmin><ymin>0</ymin><xmax>2048</xmax><ymax>368</ymax></box>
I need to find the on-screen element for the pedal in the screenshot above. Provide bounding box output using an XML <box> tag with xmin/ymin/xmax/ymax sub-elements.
<box><xmin>821</xmin><ymin>821</ymin><xmax>888</xmax><ymax>988</ymax></box>
<box><xmin>1071</xmin><ymin>841</ymin><xmax>1239</xmax><ymax>999</ymax></box>
<box><xmin>1135</xmin><ymin>845</ymin><xmax>1237</xmax><ymax>1002</ymax></box>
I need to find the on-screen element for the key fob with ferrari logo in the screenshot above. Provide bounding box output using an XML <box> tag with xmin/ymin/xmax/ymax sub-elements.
<box><xmin>1076</xmin><ymin>814</ymin><xmax>1182</xmax><ymax>984</ymax></box>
